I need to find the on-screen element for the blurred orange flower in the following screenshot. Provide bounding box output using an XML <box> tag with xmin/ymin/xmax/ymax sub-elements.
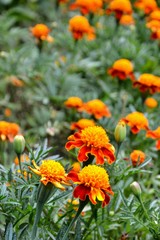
<box><xmin>134</xmin><ymin>0</ymin><xmax>158</xmax><ymax>15</ymax></box>
<box><xmin>106</xmin><ymin>0</ymin><xmax>132</xmax><ymax>20</ymax></box>
<box><xmin>130</xmin><ymin>150</ymin><xmax>146</xmax><ymax>167</ymax></box>
<box><xmin>64</xmin><ymin>96</ymin><xmax>84</xmax><ymax>111</ymax></box>
<box><xmin>4</xmin><ymin>108</ymin><xmax>12</xmax><ymax>117</ymax></box>
<box><xmin>14</xmin><ymin>154</ymin><xmax>29</xmax><ymax>165</ymax></box>
<box><xmin>144</xmin><ymin>97</ymin><xmax>158</xmax><ymax>108</ymax></box>
<box><xmin>9</xmin><ymin>76</ymin><xmax>24</xmax><ymax>87</ymax></box>
<box><xmin>65</xmin><ymin>126</ymin><xmax>115</xmax><ymax>165</ymax></box>
<box><xmin>146</xmin><ymin>127</ymin><xmax>160</xmax><ymax>150</ymax></box>
<box><xmin>0</xmin><ymin>121</ymin><xmax>20</xmax><ymax>142</ymax></box>
<box><xmin>146</xmin><ymin>19</ymin><xmax>160</xmax><ymax>39</ymax></box>
<box><xmin>148</xmin><ymin>9</ymin><xmax>160</xmax><ymax>21</ymax></box>
<box><xmin>83</xmin><ymin>99</ymin><xmax>111</xmax><ymax>119</ymax></box>
<box><xmin>133</xmin><ymin>73</ymin><xmax>160</xmax><ymax>94</ymax></box>
<box><xmin>68</xmin><ymin>165</ymin><xmax>114</xmax><ymax>207</ymax></box>
<box><xmin>119</xmin><ymin>14</ymin><xmax>135</xmax><ymax>25</ymax></box>
<box><xmin>108</xmin><ymin>59</ymin><xmax>135</xmax><ymax>81</ymax></box>
<box><xmin>69</xmin><ymin>15</ymin><xmax>95</xmax><ymax>40</ymax></box>
<box><xmin>123</xmin><ymin>112</ymin><xmax>149</xmax><ymax>134</ymax></box>
<box><xmin>71</xmin><ymin>118</ymin><xmax>95</xmax><ymax>131</ymax></box>
<box><xmin>31</xmin><ymin>24</ymin><xmax>54</xmax><ymax>42</ymax></box>
<box><xmin>70</xmin><ymin>0</ymin><xmax>103</xmax><ymax>15</ymax></box>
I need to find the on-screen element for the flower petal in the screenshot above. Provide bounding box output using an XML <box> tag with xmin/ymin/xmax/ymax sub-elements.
<box><xmin>78</xmin><ymin>145</ymin><xmax>91</xmax><ymax>162</ymax></box>
<box><xmin>73</xmin><ymin>184</ymin><xmax>90</xmax><ymax>201</ymax></box>
<box><xmin>102</xmin><ymin>147</ymin><xmax>115</xmax><ymax>164</ymax></box>
<box><xmin>102</xmin><ymin>192</ymin><xmax>110</xmax><ymax>208</ymax></box>
<box><xmin>91</xmin><ymin>147</ymin><xmax>104</xmax><ymax>165</ymax></box>
<box><xmin>65</xmin><ymin>140</ymin><xmax>83</xmax><ymax>150</ymax></box>
<box><xmin>67</xmin><ymin>171</ymin><xmax>79</xmax><ymax>182</ymax></box>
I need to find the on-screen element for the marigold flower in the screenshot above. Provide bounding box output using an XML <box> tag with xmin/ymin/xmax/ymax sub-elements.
<box><xmin>146</xmin><ymin>127</ymin><xmax>160</xmax><ymax>150</ymax></box>
<box><xmin>144</xmin><ymin>97</ymin><xmax>158</xmax><ymax>108</ymax></box>
<box><xmin>65</xmin><ymin>126</ymin><xmax>115</xmax><ymax>165</ymax></box>
<box><xmin>70</xmin><ymin>0</ymin><xmax>103</xmax><ymax>15</ymax></box>
<box><xmin>83</xmin><ymin>99</ymin><xmax>111</xmax><ymax>119</ymax></box>
<box><xmin>133</xmin><ymin>73</ymin><xmax>160</xmax><ymax>94</ymax></box>
<box><xmin>148</xmin><ymin>9</ymin><xmax>160</xmax><ymax>21</ymax></box>
<box><xmin>146</xmin><ymin>19</ymin><xmax>160</xmax><ymax>39</ymax></box>
<box><xmin>31</xmin><ymin>24</ymin><xmax>53</xmax><ymax>42</ymax></box>
<box><xmin>130</xmin><ymin>150</ymin><xmax>146</xmax><ymax>167</ymax></box>
<box><xmin>134</xmin><ymin>0</ymin><xmax>158</xmax><ymax>15</ymax></box>
<box><xmin>71</xmin><ymin>118</ymin><xmax>95</xmax><ymax>131</ymax></box>
<box><xmin>106</xmin><ymin>0</ymin><xmax>133</xmax><ymax>20</ymax></box>
<box><xmin>108</xmin><ymin>59</ymin><xmax>135</xmax><ymax>81</ymax></box>
<box><xmin>29</xmin><ymin>160</ymin><xmax>69</xmax><ymax>190</ymax></box>
<box><xmin>123</xmin><ymin>112</ymin><xmax>149</xmax><ymax>134</ymax></box>
<box><xmin>0</xmin><ymin>121</ymin><xmax>20</xmax><ymax>142</ymax></box>
<box><xmin>4</xmin><ymin>108</ymin><xmax>12</xmax><ymax>117</ymax></box>
<box><xmin>68</xmin><ymin>165</ymin><xmax>114</xmax><ymax>207</ymax></box>
<box><xmin>69</xmin><ymin>15</ymin><xmax>96</xmax><ymax>40</ymax></box>
<box><xmin>119</xmin><ymin>14</ymin><xmax>135</xmax><ymax>25</ymax></box>
<box><xmin>64</xmin><ymin>96</ymin><xmax>84</xmax><ymax>111</ymax></box>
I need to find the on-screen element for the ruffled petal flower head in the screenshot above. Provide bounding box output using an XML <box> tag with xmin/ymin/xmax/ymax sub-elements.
<box><xmin>69</xmin><ymin>15</ymin><xmax>96</xmax><ymax>40</ymax></box>
<box><xmin>146</xmin><ymin>127</ymin><xmax>160</xmax><ymax>150</ymax></box>
<box><xmin>144</xmin><ymin>97</ymin><xmax>158</xmax><ymax>108</ymax></box>
<box><xmin>68</xmin><ymin>165</ymin><xmax>114</xmax><ymax>207</ymax></box>
<box><xmin>133</xmin><ymin>73</ymin><xmax>160</xmax><ymax>94</ymax></box>
<box><xmin>106</xmin><ymin>0</ymin><xmax>133</xmax><ymax>20</ymax></box>
<box><xmin>31</xmin><ymin>24</ymin><xmax>53</xmax><ymax>42</ymax></box>
<box><xmin>119</xmin><ymin>14</ymin><xmax>135</xmax><ymax>26</ymax></box>
<box><xmin>130</xmin><ymin>150</ymin><xmax>146</xmax><ymax>167</ymax></box>
<box><xmin>65</xmin><ymin>126</ymin><xmax>115</xmax><ymax>165</ymax></box>
<box><xmin>134</xmin><ymin>0</ymin><xmax>158</xmax><ymax>15</ymax></box>
<box><xmin>83</xmin><ymin>99</ymin><xmax>111</xmax><ymax>119</ymax></box>
<box><xmin>123</xmin><ymin>112</ymin><xmax>149</xmax><ymax>134</ymax></box>
<box><xmin>0</xmin><ymin>121</ymin><xmax>20</xmax><ymax>142</ymax></box>
<box><xmin>70</xmin><ymin>0</ymin><xmax>103</xmax><ymax>15</ymax></box>
<box><xmin>71</xmin><ymin>119</ymin><xmax>95</xmax><ymax>131</ymax></box>
<box><xmin>64</xmin><ymin>96</ymin><xmax>84</xmax><ymax>111</ymax></box>
<box><xmin>29</xmin><ymin>160</ymin><xmax>69</xmax><ymax>190</ymax></box>
<box><xmin>108</xmin><ymin>59</ymin><xmax>135</xmax><ymax>81</ymax></box>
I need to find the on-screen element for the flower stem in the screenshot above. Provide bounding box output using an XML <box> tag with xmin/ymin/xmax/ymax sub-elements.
<box><xmin>31</xmin><ymin>201</ymin><xmax>44</xmax><ymax>240</ymax></box>
<box><xmin>17</xmin><ymin>153</ymin><xmax>22</xmax><ymax>173</ymax></box>
<box><xmin>138</xmin><ymin>196</ymin><xmax>150</xmax><ymax>221</ymax></box>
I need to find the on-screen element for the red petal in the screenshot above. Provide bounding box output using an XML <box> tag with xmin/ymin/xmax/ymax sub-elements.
<box><xmin>102</xmin><ymin>147</ymin><xmax>115</xmax><ymax>164</ymax></box>
<box><xmin>91</xmin><ymin>148</ymin><xmax>104</xmax><ymax>165</ymax></box>
<box><xmin>131</xmin><ymin>126</ymin><xmax>140</xmax><ymax>134</ymax></box>
<box><xmin>65</xmin><ymin>140</ymin><xmax>83</xmax><ymax>150</ymax></box>
<box><xmin>102</xmin><ymin>192</ymin><xmax>110</xmax><ymax>208</ymax></box>
<box><xmin>78</xmin><ymin>145</ymin><xmax>91</xmax><ymax>162</ymax></box>
<box><xmin>67</xmin><ymin>172</ymin><xmax>79</xmax><ymax>182</ymax></box>
<box><xmin>73</xmin><ymin>185</ymin><xmax>90</xmax><ymax>201</ymax></box>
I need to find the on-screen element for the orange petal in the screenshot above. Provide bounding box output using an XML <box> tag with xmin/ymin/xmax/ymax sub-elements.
<box><xmin>74</xmin><ymin>184</ymin><xmax>90</xmax><ymax>201</ymax></box>
<box><xmin>78</xmin><ymin>145</ymin><xmax>91</xmax><ymax>162</ymax></box>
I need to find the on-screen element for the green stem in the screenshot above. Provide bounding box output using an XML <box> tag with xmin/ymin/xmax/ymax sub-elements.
<box><xmin>139</xmin><ymin>196</ymin><xmax>150</xmax><ymax>221</ymax></box>
<box><xmin>31</xmin><ymin>201</ymin><xmax>44</xmax><ymax>240</ymax></box>
<box><xmin>17</xmin><ymin>153</ymin><xmax>22</xmax><ymax>173</ymax></box>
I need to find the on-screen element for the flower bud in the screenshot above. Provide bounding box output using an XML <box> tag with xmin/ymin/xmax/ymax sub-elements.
<box><xmin>114</xmin><ymin>120</ymin><xmax>126</xmax><ymax>143</ymax></box>
<box><xmin>130</xmin><ymin>181</ymin><xmax>141</xmax><ymax>198</ymax></box>
<box><xmin>13</xmin><ymin>135</ymin><xmax>25</xmax><ymax>155</ymax></box>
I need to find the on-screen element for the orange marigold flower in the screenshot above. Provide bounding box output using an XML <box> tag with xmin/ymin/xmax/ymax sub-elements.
<box><xmin>106</xmin><ymin>0</ymin><xmax>133</xmax><ymax>20</ymax></box>
<box><xmin>146</xmin><ymin>127</ymin><xmax>160</xmax><ymax>150</ymax></box>
<box><xmin>123</xmin><ymin>111</ymin><xmax>149</xmax><ymax>134</ymax></box>
<box><xmin>130</xmin><ymin>150</ymin><xmax>146</xmax><ymax>167</ymax></box>
<box><xmin>83</xmin><ymin>99</ymin><xmax>111</xmax><ymax>119</ymax></box>
<box><xmin>70</xmin><ymin>0</ymin><xmax>103</xmax><ymax>15</ymax></box>
<box><xmin>69</xmin><ymin>15</ymin><xmax>96</xmax><ymax>40</ymax></box>
<box><xmin>148</xmin><ymin>9</ymin><xmax>160</xmax><ymax>21</ymax></box>
<box><xmin>68</xmin><ymin>165</ymin><xmax>114</xmax><ymax>207</ymax></box>
<box><xmin>4</xmin><ymin>108</ymin><xmax>12</xmax><ymax>117</ymax></box>
<box><xmin>31</xmin><ymin>24</ymin><xmax>53</xmax><ymax>42</ymax></box>
<box><xmin>133</xmin><ymin>73</ymin><xmax>160</xmax><ymax>94</ymax></box>
<box><xmin>64</xmin><ymin>96</ymin><xmax>84</xmax><ymax>111</ymax></box>
<box><xmin>146</xmin><ymin>19</ymin><xmax>160</xmax><ymax>32</ymax></box>
<box><xmin>0</xmin><ymin>121</ymin><xmax>20</xmax><ymax>142</ymax></box>
<box><xmin>29</xmin><ymin>160</ymin><xmax>69</xmax><ymax>190</ymax></box>
<box><xmin>144</xmin><ymin>97</ymin><xmax>158</xmax><ymax>108</ymax></box>
<box><xmin>134</xmin><ymin>0</ymin><xmax>158</xmax><ymax>15</ymax></box>
<box><xmin>71</xmin><ymin>118</ymin><xmax>95</xmax><ymax>131</ymax></box>
<box><xmin>119</xmin><ymin>14</ymin><xmax>135</xmax><ymax>25</ymax></box>
<box><xmin>108</xmin><ymin>59</ymin><xmax>135</xmax><ymax>81</ymax></box>
<box><xmin>65</xmin><ymin>126</ymin><xmax>115</xmax><ymax>165</ymax></box>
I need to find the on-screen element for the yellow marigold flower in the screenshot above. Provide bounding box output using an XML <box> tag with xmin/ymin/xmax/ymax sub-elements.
<box><xmin>64</xmin><ymin>96</ymin><xmax>84</xmax><ymax>111</ymax></box>
<box><xmin>130</xmin><ymin>150</ymin><xmax>146</xmax><ymax>167</ymax></box>
<box><xmin>29</xmin><ymin>160</ymin><xmax>69</xmax><ymax>190</ymax></box>
<box><xmin>134</xmin><ymin>0</ymin><xmax>158</xmax><ymax>15</ymax></box>
<box><xmin>119</xmin><ymin>14</ymin><xmax>135</xmax><ymax>25</ymax></box>
<box><xmin>69</xmin><ymin>15</ymin><xmax>96</xmax><ymax>40</ymax></box>
<box><xmin>146</xmin><ymin>127</ymin><xmax>160</xmax><ymax>150</ymax></box>
<box><xmin>133</xmin><ymin>73</ymin><xmax>160</xmax><ymax>94</ymax></box>
<box><xmin>0</xmin><ymin>121</ymin><xmax>20</xmax><ymax>142</ymax></box>
<box><xmin>123</xmin><ymin>111</ymin><xmax>149</xmax><ymax>134</ymax></box>
<box><xmin>31</xmin><ymin>24</ymin><xmax>53</xmax><ymax>42</ymax></box>
<box><xmin>65</xmin><ymin>126</ymin><xmax>115</xmax><ymax>165</ymax></box>
<box><xmin>144</xmin><ymin>97</ymin><xmax>158</xmax><ymax>108</ymax></box>
<box><xmin>68</xmin><ymin>165</ymin><xmax>114</xmax><ymax>207</ymax></box>
<box><xmin>70</xmin><ymin>0</ymin><xmax>103</xmax><ymax>15</ymax></box>
<box><xmin>108</xmin><ymin>59</ymin><xmax>135</xmax><ymax>81</ymax></box>
<box><xmin>83</xmin><ymin>99</ymin><xmax>111</xmax><ymax>119</ymax></box>
<box><xmin>106</xmin><ymin>0</ymin><xmax>133</xmax><ymax>20</ymax></box>
<box><xmin>71</xmin><ymin>119</ymin><xmax>95</xmax><ymax>131</ymax></box>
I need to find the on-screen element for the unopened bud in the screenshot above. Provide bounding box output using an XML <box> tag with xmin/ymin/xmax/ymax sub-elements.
<box><xmin>130</xmin><ymin>181</ymin><xmax>141</xmax><ymax>198</ymax></box>
<box><xmin>114</xmin><ymin>120</ymin><xmax>126</xmax><ymax>143</ymax></box>
<box><xmin>13</xmin><ymin>135</ymin><xmax>25</xmax><ymax>155</ymax></box>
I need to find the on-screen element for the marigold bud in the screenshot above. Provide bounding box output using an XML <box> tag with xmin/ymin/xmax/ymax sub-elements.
<box><xmin>114</xmin><ymin>120</ymin><xmax>126</xmax><ymax>143</ymax></box>
<box><xmin>13</xmin><ymin>135</ymin><xmax>25</xmax><ymax>155</ymax></box>
<box><xmin>130</xmin><ymin>181</ymin><xmax>141</xmax><ymax>198</ymax></box>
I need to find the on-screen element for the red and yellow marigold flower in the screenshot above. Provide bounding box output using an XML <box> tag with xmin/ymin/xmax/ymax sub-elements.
<box><xmin>29</xmin><ymin>160</ymin><xmax>69</xmax><ymax>190</ymax></box>
<box><xmin>69</xmin><ymin>15</ymin><xmax>96</xmax><ymax>40</ymax></box>
<box><xmin>133</xmin><ymin>73</ymin><xmax>160</xmax><ymax>94</ymax></box>
<box><xmin>70</xmin><ymin>0</ymin><xmax>103</xmax><ymax>15</ymax></box>
<box><xmin>146</xmin><ymin>127</ymin><xmax>160</xmax><ymax>150</ymax></box>
<box><xmin>119</xmin><ymin>14</ymin><xmax>135</xmax><ymax>26</ymax></box>
<box><xmin>108</xmin><ymin>59</ymin><xmax>135</xmax><ymax>81</ymax></box>
<box><xmin>144</xmin><ymin>97</ymin><xmax>158</xmax><ymax>108</ymax></box>
<box><xmin>0</xmin><ymin>121</ymin><xmax>20</xmax><ymax>142</ymax></box>
<box><xmin>64</xmin><ymin>96</ymin><xmax>84</xmax><ymax>111</ymax></box>
<box><xmin>83</xmin><ymin>99</ymin><xmax>111</xmax><ymax>119</ymax></box>
<box><xmin>106</xmin><ymin>0</ymin><xmax>133</xmax><ymax>20</ymax></box>
<box><xmin>130</xmin><ymin>150</ymin><xmax>146</xmax><ymax>167</ymax></box>
<box><xmin>31</xmin><ymin>24</ymin><xmax>53</xmax><ymax>42</ymax></box>
<box><xmin>123</xmin><ymin>112</ymin><xmax>149</xmax><ymax>134</ymax></box>
<box><xmin>146</xmin><ymin>19</ymin><xmax>160</xmax><ymax>39</ymax></box>
<box><xmin>65</xmin><ymin>126</ymin><xmax>115</xmax><ymax>165</ymax></box>
<box><xmin>68</xmin><ymin>165</ymin><xmax>114</xmax><ymax>207</ymax></box>
<box><xmin>71</xmin><ymin>118</ymin><xmax>95</xmax><ymax>131</ymax></box>
<box><xmin>134</xmin><ymin>0</ymin><xmax>158</xmax><ymax>15</ymax></box>
<box><xmin>148</xmin><ymin>9</ymin><xmax>160</xmax><ymax>21</ymax></box>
